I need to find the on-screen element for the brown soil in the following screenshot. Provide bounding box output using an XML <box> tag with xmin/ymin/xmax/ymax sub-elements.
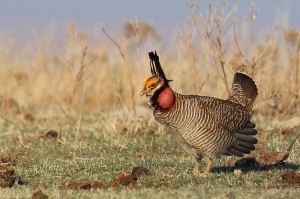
<box><xmin>0</xmin><ymin>156</ymin><xmax>17</xmax><ymax>188</ymax></box>
<box><xmin>38</xmin><ymin>130</ymin><xmax>59</xmax><ymax>139</ymax></box>
<box><xmin>62</xmin><ymin>166</ymin><xmax>150</xmax><ymax>190</ymax></box>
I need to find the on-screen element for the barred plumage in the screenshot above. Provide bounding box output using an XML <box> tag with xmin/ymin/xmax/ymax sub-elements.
<box><xmin>141</xmin><ymin>51</ymin><xmax>258</xmax><ymax>177</ymax></box>
<box><xmin>154</xmin><ymin>94</ymin><xmax>250</xmax><ymax>157</ymax></box>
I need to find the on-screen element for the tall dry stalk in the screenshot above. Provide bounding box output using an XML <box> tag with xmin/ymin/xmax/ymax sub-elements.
<box><xmin>102</xmin><ymin>27</ymin><xmax>136</xmax><ymax>115</ymax></box>
<box><xmin>284</xmin><ymin>28</ymin><xmax>300</xmax><ymax>114</ymax></box>
<box><xmin>1</xmin><ymin>2</ymin><xmax>300</xmax><ymax>119</ymax></box>
<box><xmin>58</xmin><ymin>46</ymin><xmax>88</xmax><ymax>142</ymax></box>
<box><xmin>233</xmin><ymin>2</ymin><xmax>278</xmax><ymax>76</ymax></box>
<box><xmin>190</xmin><ymin>0</ymin><xmax>237</xmax><ymax>94</ymax></box>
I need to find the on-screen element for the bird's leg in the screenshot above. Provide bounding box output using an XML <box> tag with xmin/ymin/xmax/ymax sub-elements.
<box><xmin>193</xmin><ymin>161</ymin><xmax>200</xmax><ymax>176</ymax></box>
<box><xmin>200</xmin><ymin>157</ymin><xmax>214</xmax><ymax>178</ymax></box>
<box><xmin>193</xmin><ymin>155</ymin><xmax>202</xmax><ymax>176</ymax></box>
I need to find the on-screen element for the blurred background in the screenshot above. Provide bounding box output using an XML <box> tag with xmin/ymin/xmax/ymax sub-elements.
<box><xmin>1</xmin><ymin>0</ymin><xmax>300</xmax><ymax>46</ymax></box>
<box><xmin>0</xmin><ymin>0</ymin><xmax>299</xmax><ymax>122</ymax></box>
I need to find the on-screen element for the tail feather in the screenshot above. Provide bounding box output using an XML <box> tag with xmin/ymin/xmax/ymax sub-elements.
<box><xmin>232</xmin><ymin>145</ymin><xmax>251</xmax><ymax>154</ymax></box>
<box><xmin>228</xmin><ymin>148</ymin><xmax>244</xmax><ymax>157</ymax></box>
<box><xmin>226</xmin><ymin>121</ymin><xmax>258</xmax><ymax>157</ymax></box>
<box><xmin>228</xmin><ymin>72</ymin><xmax>258</xmax><ymax>108</ymax></box>
<box><xmin>235</xmin><ymin>133</ymin><xmax>257</xmax><ymax>144</ymax></box>
<box><xmin>238</xmin><ymin>141</ymin><xmax>255</xmax><ymax>150</ymax></box>
<box><xmin>239</xmin><ymin>128</ymin><xmax>257</xmax><ymax>135</ymax></box>
<box><xmin>226</xmin><ymin>73</ymin><xmax>258</xmax><ymax>157</ymax></box>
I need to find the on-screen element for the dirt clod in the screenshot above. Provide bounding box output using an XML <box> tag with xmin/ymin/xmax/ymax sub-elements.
<box><xmin>63</xmin><ymin>181</ymin><xmax>105</xmax><ymax>190</ymax></box>
<box><xmin>0</xmin><ymin>167</ymin><xmax>16</xmax><ymax>188</ymax></box>
<box><xmin>228</xmin><ymin>128</ymin><xmax>299</xmax><ymax>168</ymax></box>
<box><xmin>63</xmin><ymin>182</ymin><xmax>92</xmax><ymax>190</ymax></box>
<box><xmin>0</xmin><ymin>156</ymin><xmax>18</xmax><ymax>166</ymax></box>
<box><xmin>252</xmin><ymin>151</ymin><xmax>289</xmax><ymax>166</ymax></box>
<box><xmin>132</xmin><ymin>166</ymin><xmax>150</xmax><ymax>177</ymax></box>
<box><xmin>91</xmin><ymin>181</ymin><xmax>105</xmax><ymax>189</ymax></box>
<box><xmin>38</xmin><ymin>130</ymin><xmax>58</xmax><ymax>139</ymax></box>
<box><xmin>228</xmin><ymin>150</ymin><xmax>289</xmax><ymax>168</ymax></box>
<box><xmin>32</xmin><ymin>188</ymin><xmax>48</xmax><ymax>199</ymax></box>
<box><xmin>62</xmin><ymin>166</ymin><xmax>151</xmax><ymax>190</ymax></box>
<box><xmin>281</xmin><ymin>170</ymin><xmax>300</xmax><ymax>184</ymax></box>
<box><xmin>24</xmin><ymin>112</ymin><xmax>35</xmax><ymax>122</ymax></box>
<box><xmin>268</xmin><ymin>170</ymin><xmax>300</xmax><ymax>188</ymax></box>
<box><xmin>107</xmin><ymin>172</ymin><xmax>139</xmax><ymax>189</ymax></box>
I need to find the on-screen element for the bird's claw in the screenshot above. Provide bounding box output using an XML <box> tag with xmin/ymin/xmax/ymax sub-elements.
<box><xmin>193</xmin><ymin>171</ymin><xmax>209</xmax><ymax>178</ymax></box>
<box><xmin>199</xmin><ymin>173</ymin><xmax>208</xmax><ymax>178</ymax></box>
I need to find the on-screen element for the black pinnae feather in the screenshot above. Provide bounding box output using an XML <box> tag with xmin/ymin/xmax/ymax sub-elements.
<box><xmin>149</xmin><ymin>52</ymin><xmax>155</xmax><ymax>76</ymax></box>
<box><xmin>149</xmin><ymin>51</ymin><xmax>163</xmax><ymax>78</ymax></box>
<box><xmin>150</xmin><ymin>59</ymin><xmax>155</xmax><ymax>76</ymax></box>
<box><xmin>148</xmin><ymin>51</ymin><xmax>172</xmax><ymax>83</ymax></box>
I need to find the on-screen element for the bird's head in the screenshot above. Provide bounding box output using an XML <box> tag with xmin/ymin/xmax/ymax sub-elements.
<box><xmin>140</xmin><ymin>51</ymin><xmax>174</xmax><ymax>110</ymax></box>
<box><xmin>140</xmin><ymin>76</ymin><xmax>166</xmax><ymax>97</ymax></box>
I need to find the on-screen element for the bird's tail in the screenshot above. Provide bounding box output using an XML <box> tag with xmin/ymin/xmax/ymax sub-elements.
<box><xmin>228</xmin><ymin>72</ymin><xmax>258</xmax><ymax>108</ymax></box>
<box><xmin>227</xmin><ymin>121</ymin><xmax>258</xmax><ymax>157</ymax></box>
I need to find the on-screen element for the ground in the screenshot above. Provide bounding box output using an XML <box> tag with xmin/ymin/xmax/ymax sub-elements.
<box><xmin>0</xmin><ymin>110</ymin><xmax>300</xmax><ymax>198</ymax></box>
<box><xmin>0</xmin><ymin>112</ymin><xmax>300</xmax><ymax>199</ymax></box>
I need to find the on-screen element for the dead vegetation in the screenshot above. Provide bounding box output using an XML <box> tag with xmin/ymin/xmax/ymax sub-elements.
<box><xmin>0</xmin><ymin>1</ymin><xmax>298</xmax><ymax>123</ymax></box>
<box><xmin>38</xmin><ymin>130</ymin><xmax>59</xmax><ymax>139</ymax></box>
<box><xmin>123</xmin><ymin>21</ymin><xmax>161</xmax><ymax>42</ymax></box>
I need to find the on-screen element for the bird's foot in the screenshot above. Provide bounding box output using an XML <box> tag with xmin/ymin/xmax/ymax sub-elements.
<box><xmin>199</xmin><ymin>172</ymin><xmax>209</xmax><ymax>178</ymax></box>
<box><xmin>193</xmin><ymin>172</ymin><xmax>209</xmax><ymax>178</ymax></box>
<box><xmin>193</xmin><ymin>170</ymin><xmax>199</xmax><ymax>177</ymax></box>
<box><xmin>192</xmin><ymin>160</ymin><xmax>200</xmax><ymax>176</ymax></box>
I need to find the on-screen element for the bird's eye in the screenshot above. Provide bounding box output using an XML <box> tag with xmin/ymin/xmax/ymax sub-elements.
<box><xmin>150</xmin><ymin>82</ymin><xmax>157</xmax><ymax>88</ymax></box>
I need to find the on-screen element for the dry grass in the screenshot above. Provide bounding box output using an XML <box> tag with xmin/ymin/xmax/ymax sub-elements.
<box><xmin>0</xmin><ymin>112</ymin><xmax>299</xmax><ymax>198</ymax></box>
<box><xmin>0</xmin><ymin>1</ymin><xmax>300</xmax><ymax>122</ymax></box>
<box><xmin>0</xmin><ymin>2</ymin><xmax>299</xmax><ymax>123</ymax></box>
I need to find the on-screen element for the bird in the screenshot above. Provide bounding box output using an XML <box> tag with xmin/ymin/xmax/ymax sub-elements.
<box><xmin>140</xmin><ymin>51</ymin><xmax>258</xmax><ymax>177</ymax></box>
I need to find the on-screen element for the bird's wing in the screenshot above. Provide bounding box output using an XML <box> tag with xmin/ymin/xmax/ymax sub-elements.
<box><xmin>173</xmin><ymin>95</ymin><xmax>255</xmax><ymax>156</ymax></box>
<box><xmin>181</xmin><ymin>120</ymin><xmax>238</xmax><ymax>155</ymax></box>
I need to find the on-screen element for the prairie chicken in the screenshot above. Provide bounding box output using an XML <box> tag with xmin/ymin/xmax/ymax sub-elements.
<box><xmin>141</xmin><ymin>51</ymin><xmax>258</xmax><ymax>177</ymax></box>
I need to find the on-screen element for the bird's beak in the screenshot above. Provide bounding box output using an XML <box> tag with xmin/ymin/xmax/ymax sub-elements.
<box><xmin>140</xmin><ymin>88</ymin><xmax>147</xmax><ymax>96</ymax></box>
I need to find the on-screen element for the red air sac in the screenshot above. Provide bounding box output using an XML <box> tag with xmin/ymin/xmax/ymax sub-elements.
<box><xmin>158</xmin><ymin>87</ymin><xmax>175</xmax><ymax>109</ymax></box>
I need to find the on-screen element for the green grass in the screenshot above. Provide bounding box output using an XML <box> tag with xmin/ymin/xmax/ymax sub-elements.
<box><xmin>0</xmin><ymin>112</ymin><xmax>300</xmax><ymax>198</ymax></box>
